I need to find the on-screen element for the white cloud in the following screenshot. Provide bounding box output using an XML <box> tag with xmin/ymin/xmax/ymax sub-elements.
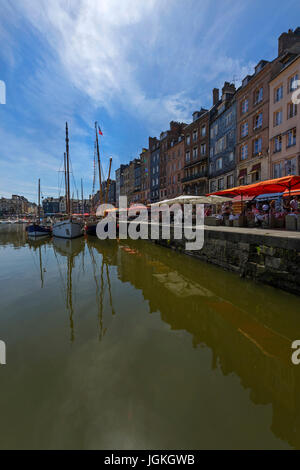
<box><xmin>13</xmin><ymin>0</ymin><xmax>254</xmax><ymax>128</ymax></box>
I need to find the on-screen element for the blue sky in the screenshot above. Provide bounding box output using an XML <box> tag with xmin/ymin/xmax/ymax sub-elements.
<box><xmin>0</xmin><ymin>0</ymin><xmax>299</xmax><ymax>202</ymax></box>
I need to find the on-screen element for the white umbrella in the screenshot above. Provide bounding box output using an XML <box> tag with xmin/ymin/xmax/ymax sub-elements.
<box><xmin>153</xmin><ymin>195</ymin><xmax>232</xmax><ymax>206</ymax></box>
<box><xmin>204</xmin><ymin>195</ymin><xmax>233</xmax><ymax>204</ymax></box>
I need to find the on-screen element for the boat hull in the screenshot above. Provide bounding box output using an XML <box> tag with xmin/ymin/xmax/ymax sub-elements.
<box><xmin>53</xmin><ymin>220</ymin><xmax>83</xmax><ymax>239</ymax></box>
<box><xmin>85</xmin><ymin>223</ymin><xmax>97</xmax><ymax>236</ymax></box>
<box><xmin>27</xmin><ymin>224</ymin><xmax>51</xmax><ymax>238</ymax></box>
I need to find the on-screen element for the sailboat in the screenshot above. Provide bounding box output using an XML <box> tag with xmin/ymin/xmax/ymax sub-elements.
<box><xmin>53</xmin><ymin>123</ymin><xmax>83</xmax><ymax>239</ymax></box>
<box><xmin>85</xmin><ymin>122</ymin><xmax>112</xmax><ymax>236</ymax></box>
<box><xmin>26</xmin><ymin>179</ymin><xmax>52</xmax><ymax>239</ymax></box>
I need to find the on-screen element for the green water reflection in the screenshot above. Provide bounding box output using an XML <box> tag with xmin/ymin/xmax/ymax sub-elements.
<box><xmin>0</xmin><ymin>224</ymin><xmax>300</xmax><ymax>449</ymax></box>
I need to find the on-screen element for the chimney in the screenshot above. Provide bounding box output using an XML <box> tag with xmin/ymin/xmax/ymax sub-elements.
<box><xmin>222</xmin><ymin>82</ymin><xmax>236</xmax><ymax>97</ymax></box>
<box><xmin>278</xmin><ymin>27</ymin><xmax>300</xmax><ymax>55</ymax></box>
<box><xmin>213</xmin><ymin>88</ymin><xmax>219</xmax><ymax>106</ymax></box>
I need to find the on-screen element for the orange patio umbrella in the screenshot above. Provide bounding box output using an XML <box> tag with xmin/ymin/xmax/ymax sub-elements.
<box><xmin>208</xmin><ymin>176</ymin><xmax>300</xmax><ymax>198</ymax></box>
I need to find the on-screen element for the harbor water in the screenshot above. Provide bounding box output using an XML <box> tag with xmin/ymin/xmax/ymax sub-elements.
<box><xmin>0</xmin><ymin>224</ymin><xmax>300</xmax><ymax>449</ymax></box>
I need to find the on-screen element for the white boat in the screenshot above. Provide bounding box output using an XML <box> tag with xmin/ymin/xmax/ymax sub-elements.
<box><xmin>52</xmin><ymin>219</ymin><xmax>83</xmax><ymax>239</ymax></box>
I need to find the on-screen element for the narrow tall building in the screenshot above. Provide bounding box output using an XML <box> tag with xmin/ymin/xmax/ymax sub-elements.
<box><xmin>209</xmin><ymin>83</ymin><xmax>237</xmax><ymax>192</ymax></box>
<box><xmin>159</xmin><ymin>121</ymin><xmax>186</xmax><ymax>200</ymax></box>
<box><xmin>149</xmin><ymin>137</ymin><xmax>160</xmax><ymax>203</ymax></box>
<box><xmin>140</xmin><ymin>147</ymin><xmax>151</xmax><ymax>205</ymax></box>
<box><xmin>166</xmin><ymin>135</ymin><xmax>185</xmax><ymax>198</ymax></box>
<box><xmin>269</xmin><ymin>47</ymin><xmax>300</xmax><ymax>178</ymax></box>
<box><xmin>236</xmin><ymin>28</ymin><xmax>300</xmax><ymax>185</ymax></box>
<box><xmin>182</xmin><ymin>108</ymin><xmax>209</xmax><ymax>195</ymax></box>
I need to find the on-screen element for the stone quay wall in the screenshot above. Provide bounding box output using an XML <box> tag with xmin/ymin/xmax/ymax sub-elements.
<box><xmin>152</xmin><ymin>224</ymin><xmax>300</xmax><ymax>296</ymax></box>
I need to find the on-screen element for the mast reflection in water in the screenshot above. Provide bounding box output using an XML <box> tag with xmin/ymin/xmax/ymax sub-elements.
<box><xmin>0</xmin><ymin>224</ymin><xmax>300</xmax><ymax>450</ymax></box>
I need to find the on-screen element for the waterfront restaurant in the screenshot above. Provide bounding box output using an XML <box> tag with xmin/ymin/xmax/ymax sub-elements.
<box><xmin>208</xmin><ymin>175</ymin><xmax>300</xmax><ymax>229</ymax></box>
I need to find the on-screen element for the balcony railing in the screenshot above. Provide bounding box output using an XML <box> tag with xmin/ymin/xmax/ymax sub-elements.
<box><xmin>181</xmin><ymin>172</ymin><xmax>208</xmax><ymax>183</ymax></box>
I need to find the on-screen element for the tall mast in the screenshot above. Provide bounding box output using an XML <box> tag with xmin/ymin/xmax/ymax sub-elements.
<box><xmin>38</xmin><ymin>178</ymin><xmax>41</xmax><ymax>222</ymax></box>
<box><xmin>95</xmin><ymin>121</ymin><xmax>103</xmax><ymax>205</ymax></box>
<box><xmin>66</xmin><ymin>122</ymin><xmax>71</xmax><ymax>216</ymax></box>
<box><xmin>64</xmin><ymin>152</ymin><xmax>68</xmax><ymax>215</ymax></box>
<box><xmin>105</xmin><ymin>157</ymin><xmax>112</xmax><ymax>205</ymax></box>
<box><xmin>81</xmin><ymin>178</ymin><xmax>84</xmax><ymax>216</ymax></box>
<box><xmin>77</xmin><ymin>189</ymin><xmax>79</xmax><ymax>213</ymax></box>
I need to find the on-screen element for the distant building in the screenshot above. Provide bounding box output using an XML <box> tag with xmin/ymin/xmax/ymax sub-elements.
<box><xmin>0</xmin><ymin>195</ymin><xmax>31</xmax><ymax>215</ymax></box>
<box><xmin>93</xmin><ymin>180</ymin><xmax>116</xmax><ymax>207</ymax></box>
<box><xmin>42</xmin><ymin>197</ymin><xmax>60</xmax><ymax>215</ymax></box>
<box><xmin>127</xmin><ymin>159</ymin><xmax>141</xmax><ymax>205</ymax></box>
<box><xmin>116</xmin><ymin>164</ymin><xmax>127</xmax><ymax>203</ymax></box>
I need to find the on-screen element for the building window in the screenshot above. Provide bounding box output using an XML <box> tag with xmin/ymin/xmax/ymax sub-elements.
<box><xmin>288</xmin><ymin>102</ymin><xmax>297</xmax><ymax>119</ymax></box>
<box><xmin>193</xmin><ymin>147</ymin><xmax>198</xmax><ymax>159</ymax></box>
<box><xmin>201</xmin><ymin>143</ymin><xmax>206</xmax><ymax>155</ymax></box>
<box><xmin>285</xmin><ymin>157</ymin><xmax>297</xmax><ymax>175</ymax></box>
<box><xmin>288</xmin><ymin>74</ymin><xmax>299</xmax><ymax>93</ymax></box>
<box><xmin>227</xmin><ymin>174</ymin><xmax>234</xmax><ymax>188</ymax></box>
<box><xmin>218</xmin><ymin>178</ymin><xmax>224</xmax><ymax>190</ymax></box>
<box><xmin>186</xmin><ymin>135</ymin><xmax>191</xmax><ymax>145</ymax></box>
<box><xmin>216</xmin><ymin>157</ymin><xmax>223</xmax><ymax>170</ymax></box>
<box><xmin>273</xmin><ymin>162</ymin><xmax>283</xmax><ymax>178</ymax></box>
<box><xmin>254</xmin><ymin>87</ymin><xmax>263</xmax><ymax>104</ymax></box>
<box><xmin>274</xmin><ymin>110</ymin><xmax>282</xmax><ymax>126</ymax></box>
<box><xmin>254</xmin><ymin>112</ymin><xmax>263</xmax><ymax>129</ymax></box>
<box><xmin>228</xmin><ymin>152</ymin><xmax>234</xmax><ymax>162</ymax></box>
<box><xmin>225</xmin><ymin>112</ymin><xmax>232</xmax><ymax>127</ymax></box>
<box><xmin>240</xmin><ymin>144</ymin><xmax>248</xmax><ymax>160</ymax></box>
<box><xmin>253</xmin><ymin>137</ymin><xmax>262</xmax><ymax>155</ymax></box>
<box><xmin>274</xmin><ymin>85</ymin><xmax>283</xmax><ymax>102</ymax></box>
<box><xmin>251</xmin><ymin>170</ymin><xmax>260</xmax><ymax>183</ymax></box>
<box><xmin>201</xmin><ymin>125</ymin><xmax>206</xmax><ymax>137</ymax></box>
<box><xmin>287</xmin><ymin>128</ymin><xmax>296</xmax><ymax>147</ymax></box>
<box><xmin>274</xmin><ymin>135</ymin><xmax>282</xmax><ymax>153</ymax></box>
<box><xmin>193</xmin><ymin>130</ymin><xmax>198</xmax><ymax>142</ymax></box>
<box><xmin>215</xmin><ymin>135</ymin><xmax>227</xmax><ymax>154</ymax></box>
<box><xmin>185</xmin><ymin>151</ymin><xmax>190</xmax><ymax>162</ymax></box>
<box><xmin>241</xmin><ymin>99</ymin><xmax>249</xmax><ymax>114</ymax></box>
<box><xmin>210</xmin><ymin>180</ymin><xmax>217</xmax><ymax>192</ymax></box>
<box><xmin>210</xmin><ymin>146</ymin><xmax>214</xmax><ymax>157</ymax></box>
<box><xmin>241</xmin><ymin>121</ymin><xmax>248</xmax><ymax>137</ymax></box>
<box><xmin>210</xmin><ymin>123</ymin><xmax>218</xmax><ymax>138</ymax></box>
